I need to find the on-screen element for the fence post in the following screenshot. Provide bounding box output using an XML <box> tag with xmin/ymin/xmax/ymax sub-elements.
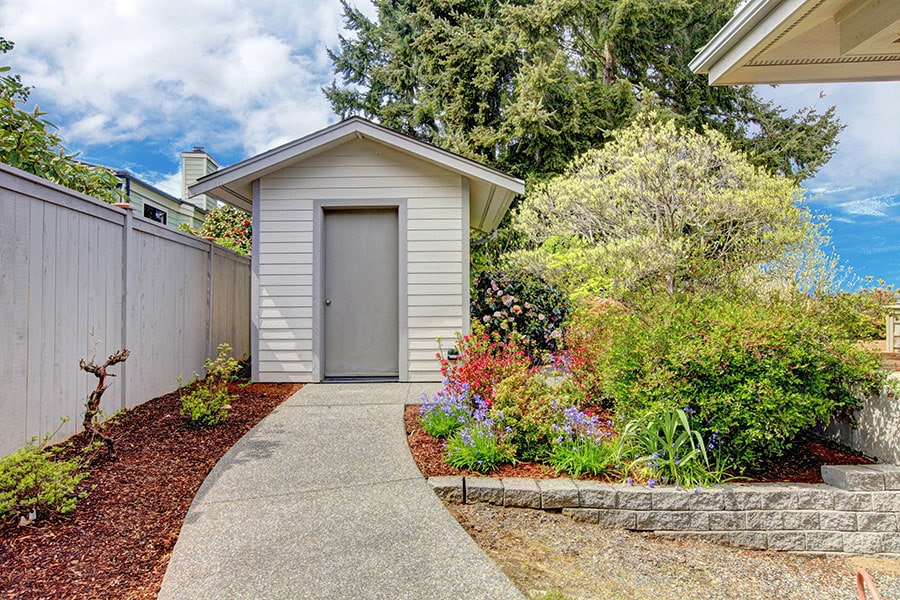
<box><xmin>206</xmin><ymin>240</ymin><xmax>214</xmax><ymax>362</ymax></box>
<box><xmin>120</xmin><ymin>205</ymin><xmax>133</xmax><ymax>411</ymax></box>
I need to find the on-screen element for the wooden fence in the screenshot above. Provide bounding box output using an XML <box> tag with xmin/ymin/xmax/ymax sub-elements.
<box><xmin>0</xmin><ymin>164</ymin><xmax>250</xmax><ymax>457</ymax></box>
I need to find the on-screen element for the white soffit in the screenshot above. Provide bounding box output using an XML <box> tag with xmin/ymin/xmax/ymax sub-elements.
<box><xmin>690</xmin><ymin>0</ymin><xmax>900</xmax><ymax>85</ymax></box>
<box><xmin>189</xmin><ymin>117</ymin><xmax>525</xmax><ymax>233</ymax></box>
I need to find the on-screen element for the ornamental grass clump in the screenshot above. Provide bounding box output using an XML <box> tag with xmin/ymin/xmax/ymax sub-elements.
<box><xmin>548</xmin><ymin>406</ymin><xmax>617</xmax><ymax>478</ymax></box>
<box><xmin>618</xmin><ymin>407</ymin><xmax>730</xmax><ymax>489</ymax></box>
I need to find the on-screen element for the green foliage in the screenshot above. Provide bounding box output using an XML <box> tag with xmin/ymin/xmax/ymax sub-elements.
<box><xmin>617</xmin><ymin>408</ymin><xmax>729</xmax><ymax>488</ymax></box>
<box><xmin>511</xmin><ymin>113</ymin><xmax>810</xmax><ymax>297</ymax></box>
<box><xmin>0</xmin><ymin>431</ymin><xmax>89</xmax><ymax>523</ymax></box>
<box><xmin>470</xmin><ymin>269</ymin><xmax>569</xmax><ymax>359</ymax></box>
<box><xmin>561</xmin><ymin>298</ymin><xmax>629</xmax><ymax>406</ymax></box>
<box><xmin>490</xmin><ymin>371</ymin><xmax>574</xmax><ymax>461</ymax></box>
<box><xmin>549</xmin><ymin>437</ymin><xmax>617</xmax><ymax>479</ymax></box>
<box><xmin>591</xmin><ymin>292</ymin><xmax>889</xmax><ymax>470</ymax></box>
<box><xmin>326</xmin><ymin>1</ymin><xmax>840</xmax><ymax>182</ymax></box>
<box><xmin>179</xmin><ymin>343</ymin><xmax>239</xmax><ymax>427</ymax></box>
<box><xmin>0</xmin><ymin>39</ymin><xmax>125</xmax><ymax>203</ymax></box>
<box><xmin>821</xmin><ymin>284</ymin><xmax>897</xmax><ymax>341</ymax></box>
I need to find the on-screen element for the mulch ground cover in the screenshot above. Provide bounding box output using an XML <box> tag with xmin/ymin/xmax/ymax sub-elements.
<box><xmin>404</xmin><ymin>405</ymin><xmax>874</xmax><ymax>484</ymax></box>
<box><xmin>0</xmin><ymin>381</ymin><xmax>301</xmax><ymax>600</ymax></box>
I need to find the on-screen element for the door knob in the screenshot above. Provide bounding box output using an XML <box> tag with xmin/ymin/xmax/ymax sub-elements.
<box><xmin>325</xmin><ymin>299</ymin><xmax>331</xmax><ymax>305</ymax></box>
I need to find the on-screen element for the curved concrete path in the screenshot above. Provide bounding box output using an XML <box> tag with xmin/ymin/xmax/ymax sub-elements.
<box><xmin>157</xmin><ymin>383</ymin><xmax>525</xmax><ymax>600</ymax></box>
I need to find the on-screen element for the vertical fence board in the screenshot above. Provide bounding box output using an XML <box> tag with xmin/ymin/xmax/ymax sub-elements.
<box><xmin>0</xmin><ymin>166</ymin><xmax>250</xmax><ymax>457</ymax></box>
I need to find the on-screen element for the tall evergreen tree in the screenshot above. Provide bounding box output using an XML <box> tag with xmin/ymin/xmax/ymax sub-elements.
<box><xmin>326</xmin><ymin>0</ymin><xmax>841</xmax><ymax>182</ymax></box>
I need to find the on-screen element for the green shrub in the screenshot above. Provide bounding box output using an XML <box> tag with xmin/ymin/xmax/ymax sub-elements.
<box><xmin>179</xmin><ymin>343</ymin><xmax>239</xmax><ymax>427</ymax></box>
<box><xmin>490</xmin><ymin>371</ymin><xmax>575</xmax><ymax>461</ymax></box>
<box><xmin>0</xmin><ymin>436</ymin><xmax>88</xmax><ymax>523</ymax></box>
<box><xmin>591</xmin><ymin>292</ymin><xmax>889</xmax><ymax>470</ymax></box>
<box><xmin>821</xmin><ymin>285</ymin><xmax>896</xmax><ymax>341</ymax></box>
<box><xmin>560</xmin><ymin>298</ymin><xmax>629</xmax><ymax>406</ymax></box>
<box><xmin>470</xmin><ymin>269</ymin><xmax>569</xmax><ymax>360</ymax></box>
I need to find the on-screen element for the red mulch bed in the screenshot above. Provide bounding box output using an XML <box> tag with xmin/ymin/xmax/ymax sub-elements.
<box><xmin>0</xmin><ymin>381</ymin><xmax>301</xmax><ymax>600</ymax></box>
<box><xmin>404</xmin><ymin>405</ymin><xmax>874</xmax><ymax>484</ymax></box>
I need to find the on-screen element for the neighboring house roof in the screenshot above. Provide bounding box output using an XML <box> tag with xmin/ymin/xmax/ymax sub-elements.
<box><xmin>690</xmin><ymin>0</ymin><xmax>900</xmax><ymax>85</ymax></box>
<box><xmin>189</xmin><ymin>116</ymin><xmax>526</xmax><ymax>234</ymax></box>
<box><xmin>115</xmin><ymin>169</ymin><xmax>205</xmax><ymax>211</ymax></box>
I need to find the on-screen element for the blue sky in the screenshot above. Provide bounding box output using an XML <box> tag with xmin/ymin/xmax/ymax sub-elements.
<box><xmin>2</xmin><ymin>0</ymin><xmax>898</xmax><ymax>287</ymax></box>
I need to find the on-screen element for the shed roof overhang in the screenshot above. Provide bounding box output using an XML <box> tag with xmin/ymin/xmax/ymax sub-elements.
<box><xmin>189</xmin><ymin>116</ymin><xmax>525</xmax><ymax>234</ymax></box>
<box><xmin>690</xmin><ymin>0</ymin><xmax>900</xmax><ymax>85</ymax></box>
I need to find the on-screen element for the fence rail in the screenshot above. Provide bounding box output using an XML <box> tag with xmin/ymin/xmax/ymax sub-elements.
<box><xmin>0</xmin><ymin>164</ymin><xmax>249</xmax><ymax>457</ymax></box>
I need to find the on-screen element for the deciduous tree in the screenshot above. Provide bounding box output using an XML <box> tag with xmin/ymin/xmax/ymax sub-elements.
<box><xmin>0</xmin><ymin>38</ymin><xmax>124</xmax><ymax>203</ymax></box>
<box><xmin>511</xmin><ymin>112</ymin><xmax>813</xmax><ymax>296</ymax></box>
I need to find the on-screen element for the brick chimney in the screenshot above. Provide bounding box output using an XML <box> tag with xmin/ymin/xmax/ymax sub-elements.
<box><xmin>181</xmin><ymin>146</ymin><xmax>219</xmax><ymax>212</ymax></box>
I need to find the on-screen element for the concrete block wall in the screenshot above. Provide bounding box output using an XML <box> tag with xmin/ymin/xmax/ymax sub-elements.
<box><xmin>429</xmin><ymin>465</ymin><xmax>900</xmax><ymax>556</ymax></box>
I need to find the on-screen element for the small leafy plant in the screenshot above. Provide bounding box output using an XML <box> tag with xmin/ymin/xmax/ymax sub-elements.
<box><xmin>0</xmin><ymin>423</ymin><xmax>89</xmax><ymax>523</ymax></box>
<box><xmin>179</xmin><ymin>343</ymin><xmax>239</xmax><ymax>427</ymax></box>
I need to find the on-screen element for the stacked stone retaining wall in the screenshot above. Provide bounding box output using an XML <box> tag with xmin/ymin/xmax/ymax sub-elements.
<box><xmin>429</xmin><ymin>465</ymin><xmax>900</xmax><ymax>556</ymax></box>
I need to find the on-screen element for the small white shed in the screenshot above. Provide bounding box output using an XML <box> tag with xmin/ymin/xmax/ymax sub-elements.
<box><xmin>190</xmin><ymin>117</ymin><xmax>524</xmax><ymax>382</ymax></box>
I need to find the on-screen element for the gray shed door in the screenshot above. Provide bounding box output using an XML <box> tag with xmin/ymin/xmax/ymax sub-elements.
<box><xmin>323</xmin><ymin>208</ymin><xmax>399</xmax><ymax>378</ymax></box>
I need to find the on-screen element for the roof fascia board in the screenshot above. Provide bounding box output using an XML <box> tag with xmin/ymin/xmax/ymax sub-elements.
<box><xmin>690</xmin><ymin>0</ymin><xmax>808</xmax><ymax>78</ymax></box>
<box><xmin>207</xmin><ymin>185</ymin><xmax>252</xmax><ymax>213</ymax></box>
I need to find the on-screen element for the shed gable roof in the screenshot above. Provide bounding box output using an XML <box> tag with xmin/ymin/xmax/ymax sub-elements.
<box><xmin>189</xmin><ymin>116</ymin><xmax>525</xmax><ymax>234</ymax></box>
<box><xmin>690</xmin><ymin>0</ymin><xmax>900</xmax><ymax>85</ymax></box>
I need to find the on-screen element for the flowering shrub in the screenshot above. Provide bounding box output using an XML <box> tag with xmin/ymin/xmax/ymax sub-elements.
<box><xmin>439</xmin><ymin>327</ymin><xmax>531</xmax><ymax>406</ymax></box>
<box><xmin>180</xmin><ymin>205</ymin><xmax>252</xmax><ymax>255</ymax></box>
<box><xmin>489</xmin><ymin>371</ymin><xmax>575</xmax><ymax>461</ymax></box>
<box><xmin>470</xmin><ymin>269</ymin><xmax>569</xmax><ymax>360</ymax></box>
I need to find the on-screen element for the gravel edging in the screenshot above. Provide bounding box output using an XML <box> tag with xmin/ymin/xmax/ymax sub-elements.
<box><xmin>429</xmin><ymin>464</ymin><xmax>900</xmax><ymax>556</ymax></box>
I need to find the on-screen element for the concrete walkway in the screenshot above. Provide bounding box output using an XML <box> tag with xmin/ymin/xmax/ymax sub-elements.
<box><xmin>157</xmin><ymin>383</ymin><xmax>525</xmax><ymax>600</ymax></box>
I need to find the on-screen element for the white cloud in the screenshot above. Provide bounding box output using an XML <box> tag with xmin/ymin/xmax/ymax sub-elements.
<box><xmin>838</xmin><ymin>196</ymin><xmax>897</xmax><ymax>218</ymax></box>
<box><xmin>0</xmin><ymin>0</ymin><xmax>368</xmax><ymax>162</ymax></box>
<box><xmin>757</xmin><ymin>82</ymin><xmax>900</xmax><ymax>192</ymax></box>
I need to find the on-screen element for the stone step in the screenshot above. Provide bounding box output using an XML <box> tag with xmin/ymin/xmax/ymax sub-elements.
<box><xmin>820</xmin><ymin>464</ymin><xmax>900</xmax><ymax>491</ymax></box>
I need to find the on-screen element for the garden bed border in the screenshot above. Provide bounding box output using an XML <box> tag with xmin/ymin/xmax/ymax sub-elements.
<box><xmin>429</xmin><ymin>464</ymin><xmax>900</xmax><ymax>556</ymax></box>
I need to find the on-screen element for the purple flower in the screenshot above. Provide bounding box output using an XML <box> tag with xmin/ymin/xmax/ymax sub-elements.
<box><xmin>627</xmin><ymin>477</ymin><xmax>634</xmax><ymax>486</ymax></box>
<box><xmin>648</xmin><ymin>479</ymin><xmax>657</xmax><ymax>488</ymax></box>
